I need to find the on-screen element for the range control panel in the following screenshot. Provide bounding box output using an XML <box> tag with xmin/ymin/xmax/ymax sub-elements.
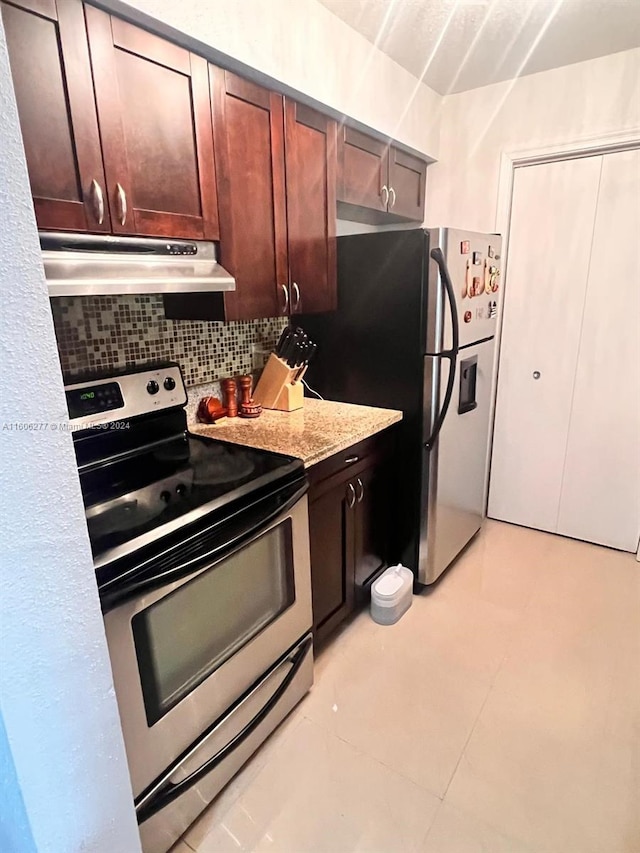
<box><xmin>66</xmin><ymin>381</ymin><xmax>124</xmax><ymax>419</ymax></box>
<box><xmin>65</xmin><ymin>363</ymin><xmax>186</xmax><ymax>430</ymax></box>
<box><xmin>166</xmin><ymin>242</ymin><xmax>197</xmax><ymax>255</ymax></box>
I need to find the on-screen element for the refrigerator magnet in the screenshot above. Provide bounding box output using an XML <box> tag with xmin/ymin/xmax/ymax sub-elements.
<box><xmin>464</xmin><ymin>259</ymin><xmax>472</xmax><ymax>297</ymax></box>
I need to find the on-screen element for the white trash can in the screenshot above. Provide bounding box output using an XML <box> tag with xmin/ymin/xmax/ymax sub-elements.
<box><xmin>370</xmin><ymin>564</ymin><xmax>413</xmax><ymax>625</ymax></box>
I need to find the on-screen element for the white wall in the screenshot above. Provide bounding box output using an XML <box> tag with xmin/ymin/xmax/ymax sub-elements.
<box><xmin>427</xmin><ymin>48</ymin><xmax>640</xmax><ymax>231</ymax></box>
<box><xmin>122</xmin><ymin>0</ymin><xmax>441</xmax><ymax>159</ymax></box>
<box><xmin>0</xmin><ymin>19</ymin><xmax>141</xmax><ymax>853</ymax></box>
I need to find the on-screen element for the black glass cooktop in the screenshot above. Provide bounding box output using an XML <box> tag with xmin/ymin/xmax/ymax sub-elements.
<box><xmin>79</xmin><ymin>432</ymin><xmax>303</xmax><ymax>563</ymax></box>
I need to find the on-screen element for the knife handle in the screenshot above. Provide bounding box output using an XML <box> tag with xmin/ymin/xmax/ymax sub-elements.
<box><xmin>275</xmin><ymin>326</ymin><xmax>289</xmax><ymax>355</ymax></box>
<box><xmin>293</xmin><ymin>364</ymin><xmax>308</xmax><ymax>383</ymax></box>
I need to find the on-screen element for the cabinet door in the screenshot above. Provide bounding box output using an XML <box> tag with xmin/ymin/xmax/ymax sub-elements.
<box><xmin>488</xmin><ymin>157</ymin><xmax>602</xmax><ymax>532</ymax></box>
<box><xmin>337</xmin><ymin>126</ymin><xmax>389</xmax><ymax>212</ymax></box>
<box><xmin>388</xmin><ymin>147</ymin><xmax>427</xmax><ymax>221</ymax></box>
<box><xmin>557</xmin><ymin>150</ymin><xmax>640</xmax><ymax>551</ymax></box>
<box><xmin>212</xmin><ymin>70</ymin><xmax>288</xmax><ymax>320</ymax></box>
<box><xmin>353</xmin><ymin>463</ymin><xmax>390</xmax><ymax>590</ymax></box>
<box><xmin>85</xmin><ymin>7</ymin><xmax>218</xmax><ymax>240</ymax></box>
<box><xmin>285</xmin><ymin>100</ymin><xmax>337</xmax><ymax>315</ymax></box>
<box><xmin>2</xmin><ymin>0</ymin><xmax>109</xmax><ymax>232</ymax></box>
<box><xmin>308</xmin><ymin>475</ymin><xmax>355</xmax><ymax>641</ymax></box>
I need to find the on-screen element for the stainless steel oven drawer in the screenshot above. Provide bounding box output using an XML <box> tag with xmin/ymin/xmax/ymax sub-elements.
<box><xmin>138</xmin><ymin>633</ymin><xmax>313</xmax><ymax>853</ymax></box>
<box><xmin>104</xmin><ymin>486</ymin><xmax>312</xmax><ymax>797</ymax></box>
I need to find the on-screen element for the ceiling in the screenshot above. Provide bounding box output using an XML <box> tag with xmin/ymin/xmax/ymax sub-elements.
<box><xmin>318</xmin><ymin>0</ymin><xmax>640</xmax><ymax>94</ymax></box>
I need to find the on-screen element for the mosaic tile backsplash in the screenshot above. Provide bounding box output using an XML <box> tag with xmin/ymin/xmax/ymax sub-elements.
<box><xmin>51</xmin><ymin>295</ymin><xmax>287</xmax><ymax>387</ymax></box>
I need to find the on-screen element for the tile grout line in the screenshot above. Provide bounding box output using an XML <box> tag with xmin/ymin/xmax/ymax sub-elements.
<box><xmin>424</xmin><ymin>796</ymin><xmax>540</xmax><ymax>853</ymax></box>
<box><xmin>418</xmin><ymin>797</ymin><xmax>447</xmax><ymax>850</ymax></box>
<box><xmin>438</xmin><ymin>680</ymin><xmax>493</xmax><ymax>802</ymax></box>
<box><xmin>301</xmin><ymin>710</ymin><xmax>446</xmax><ymax>802</ymax></box>
<box><xmin>438</xmin><ymin>591</ymin><xmax>527</xmax><ymax>802</ymax></box>
<box><xmin>298</xmin><ymin>709</ymin><xmax>447</xmax><ymax>851</ymax></box>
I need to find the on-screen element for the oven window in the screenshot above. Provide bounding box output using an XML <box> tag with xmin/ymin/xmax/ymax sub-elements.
<box><xmin>133</xmin><ymin>519</ymin><xmax>294</xmax><ymax>725</ymax></box>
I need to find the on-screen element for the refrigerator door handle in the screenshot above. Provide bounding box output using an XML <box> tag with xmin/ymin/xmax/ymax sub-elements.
<box><xmin>425</xmin><ymin>248</ymin><xmax>460</xmax><ymax>449</ymax></box>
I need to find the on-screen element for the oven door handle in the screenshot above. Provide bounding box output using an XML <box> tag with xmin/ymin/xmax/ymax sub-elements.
<box><xmin>100</xmin><ymin>480</ymin><xmax>308</xmax><ymax>612</ymax></box>
<box><xmin>135</xmin><ymin>634</ymin><xmax>312</xmax><ymax>824</ymax></box>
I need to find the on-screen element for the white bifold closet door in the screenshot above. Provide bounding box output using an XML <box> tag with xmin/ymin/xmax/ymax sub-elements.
<box><xmin>488</xmin><ymin>157</ymin><xmax>602</xmax><ymax>535</ymax></box>
<box><xmin>489</xmin><ymin>149</ymin><xmax>640</xmax><ymax>552</ymax></box>
<box><xmin>557</xmin><ymin>149</ymin><xmax>640</xmax><ymax>550</ymax></box>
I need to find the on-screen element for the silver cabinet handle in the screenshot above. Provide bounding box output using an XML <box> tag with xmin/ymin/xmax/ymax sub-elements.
<box><xmin>344</xmin><ymin>455</ymin><xmax>359</xmax><ymax>465</ymax></box>
<box><xmin>116</xmin><ymin>182</ymin><xmax>127</xmax><ymax>225</ymax></box>
<box><xmin>356</xmin><ymin>477</ymin><xmax>364</xmax><ymax>503</ymax></box>
<box><xmin>280</xmin><ymin>284</ymin><xmax>289</xmax><ymax>314</ymax></box>
<box><xmin>90</xmin><ymin>179</ymin><xmax>104</xmax><ymax>225</ymax></box>
<box><xmin>346</xmin><ymin>482</ymin><xmax>356</xmax><ymax>509</ymax></box>
<box><xmin>389</xmin><ymin>186</ymin><xmax>396</xmax><ymax>209</ymax></box>
<box><xmin>292</xmin><ymin>282</ymin><xmax>301</xmax><ymax>312</ymax></box>
<box><xmin>381</xmin><ymin>185</ymin><xmax>389</xmax><ymax>207</ymax></box>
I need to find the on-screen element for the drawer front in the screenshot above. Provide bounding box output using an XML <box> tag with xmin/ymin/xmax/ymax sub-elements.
<box><xmin>307</xmin><ymin>429</ymin><xmax>394</xmax><ymax>488</ymax></box>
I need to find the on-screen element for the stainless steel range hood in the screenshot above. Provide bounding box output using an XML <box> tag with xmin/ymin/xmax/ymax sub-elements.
<box><xmin>41</xmin><ymin>232</ymin><xmax>235</xmax><ymax>297</ymax></box>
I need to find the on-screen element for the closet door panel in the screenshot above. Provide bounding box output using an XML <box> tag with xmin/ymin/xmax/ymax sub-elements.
<box><xmin>488</xmin><ymin>157</ymin><xmax>602</xmax><ymax>532</ymax></box>
<box><xmin>557</xmin><ymin>149</ymin><xmax>640</xmax><ymax>551</ymax></box>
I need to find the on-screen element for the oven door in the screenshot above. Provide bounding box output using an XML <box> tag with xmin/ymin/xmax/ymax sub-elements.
<box><xmin>101</xmin><ymin>478</ymin><xmax>312</xmax><ymax>801</ymax></box>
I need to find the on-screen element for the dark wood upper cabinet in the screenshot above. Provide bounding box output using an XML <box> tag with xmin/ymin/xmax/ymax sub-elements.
<box><xmin>337</xmin><ymin>126</ymin><xmax>388</xmax><ymax>213</ymax></box>
<box><xmin>285</xmin><ymin>101</ymin><xmax>337</xmax><ymax>315</ymax></box>
<box><xmin>2</xmin><ymin>0</ymin><xmax>110</xmax><ymax>232</ymax></box>
<box><xmin>338</xmin><ymin>128</ymin><xmax>427</xmax><ymax>224</ymax></box>
<box><xmin>166</xmin><ymin>88</ymin><xmax>338</xmax><ymax>322</ymax></box>
<box><xmin>84</xmin><ymin>6</ymin><xmax>218</xmax><ymax>240</ymax></box>
<box><xmin>5</xmin><ymin>0</ymin><xmax>427</xmax><ymax>316</ymax></box>
<box><xmin>211</xmin><ymin>70</ymin><xmax>288</xmax><ymax>321</ymax></box>
<box><xmin>387</xmin><ymin>147</ymin><xmax>427</xmax><ymax>221</ymax></box>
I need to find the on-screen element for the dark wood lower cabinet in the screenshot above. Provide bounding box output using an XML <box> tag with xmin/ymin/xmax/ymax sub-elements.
<box><xmin>353</xmin><ymin>461</ymin><xmax>389</xmax><ymax>592</ymax></box>
<box><xmin>307</xmin><ymin>429</ymin><xmax>394</xmax><ymax>643</ymax></box>
<box><xmin>308</xmin><ymin>472</ymin><xmax>355</xmax><ymax>641</ymax></box>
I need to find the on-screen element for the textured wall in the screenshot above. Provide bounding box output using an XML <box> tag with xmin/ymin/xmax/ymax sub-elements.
<box><xmin>120</xmin><ymin>0</ymin><xmax>441</xmax><ymax>159</ymax></box>
<box><xmin>0</xmin><ymin>716</ymin><xmax>35</xmax><ymax>853</ymax></box>
<box><xmin>0</xmin><ymin>20</ymin><xmax>141</xmax><ymax>853</ymax></box>
<box><xmin>52</xmin><ymin>295</ymin><xmax>287</xmax><ymax>386</ymax></box>
<box><xmin>427</xmin><ymin>49</ymin><xmax>640</xmax><ymax>231</ymax></box>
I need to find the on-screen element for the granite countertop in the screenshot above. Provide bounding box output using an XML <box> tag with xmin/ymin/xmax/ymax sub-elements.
<box><xmin>190</xmin><ymin>398</ymin><xmax>403</xmax><ymax>467</ymax></box>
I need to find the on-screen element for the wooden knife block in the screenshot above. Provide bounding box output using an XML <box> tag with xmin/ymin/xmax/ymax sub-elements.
<box><xmin>253</xmin><ymin>353</ymin><xmax>307</xmax><ymax>411</ymax></box>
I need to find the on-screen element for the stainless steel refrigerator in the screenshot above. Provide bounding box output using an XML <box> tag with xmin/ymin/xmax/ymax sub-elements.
<box><xmin>297</xmin><ymin>227</ymin><xmax>502</xmax><ymax>585</ymax></box>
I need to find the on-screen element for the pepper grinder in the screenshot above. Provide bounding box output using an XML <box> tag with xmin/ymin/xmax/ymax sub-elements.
<box><xmin>222</xmin><ymin>377</ymin><xmax>238</xmax><ymax>418</ymax></box>
<box><xmin>238</xmin><ymin>374</ymin><xmax>262</xmax><ymax>419</ymax></box>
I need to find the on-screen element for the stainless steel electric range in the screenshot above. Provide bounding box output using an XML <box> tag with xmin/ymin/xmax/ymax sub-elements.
<box><xmin>65</xmin><ymin>362</ymin><xmax>313</xmax><ymax>853</ymax></box>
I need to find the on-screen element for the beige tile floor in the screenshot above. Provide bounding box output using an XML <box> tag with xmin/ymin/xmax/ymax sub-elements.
<box><xmin>178</xmin><ymin>521</ymin><xmax>640</xmax><ymax>853</ymax></box>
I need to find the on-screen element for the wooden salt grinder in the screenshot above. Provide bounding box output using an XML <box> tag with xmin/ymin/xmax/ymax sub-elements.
<box><xmin>238</xmin><ymin>374</ymin><xmax>262</xmax><ymax>418</ymax></box>
<box><xmin>222</xmin><ymin>377</ymin><xmax>238</xmax><ymax>417</ymax></box>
